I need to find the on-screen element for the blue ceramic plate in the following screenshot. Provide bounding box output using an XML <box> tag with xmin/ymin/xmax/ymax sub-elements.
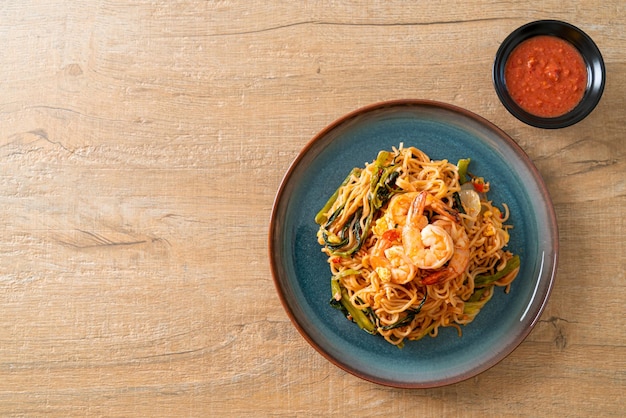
<box><xmin>269</xmin><ymin>100</ymin><xmax>558</xmax><ymax>388</ymax></box>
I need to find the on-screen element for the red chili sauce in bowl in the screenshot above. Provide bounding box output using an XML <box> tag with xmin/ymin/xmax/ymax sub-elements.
<box><xmin>504</xmin><ymin>35</ymin><xmax>588</xmax><ymax>118</ymax></box>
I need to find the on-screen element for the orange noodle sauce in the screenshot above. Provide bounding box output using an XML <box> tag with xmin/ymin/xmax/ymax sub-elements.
<box><xmin>504</xmin><ymin>35</ymin><xmax>587</xmax><ymax>118</ymax></box>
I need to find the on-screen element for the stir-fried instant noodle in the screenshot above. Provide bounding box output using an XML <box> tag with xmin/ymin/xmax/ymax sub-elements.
<box><xmin>315</xmin><ymin>145</ymin><xmax>520</xmax><ymax>347</ymax></box>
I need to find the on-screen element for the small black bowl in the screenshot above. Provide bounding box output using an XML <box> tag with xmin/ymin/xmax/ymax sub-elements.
<box><xmin>493</xmin><ymin>20</ymin><xmax>605</xmax><ymax>129</ymax></box>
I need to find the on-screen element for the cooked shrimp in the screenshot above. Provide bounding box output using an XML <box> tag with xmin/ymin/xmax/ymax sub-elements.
<box><xmin>387</xmin><ymin>192</ymin><xmax>420</xmax><ymax>227</ymax></box>
<box><xmin>375</xmin><ymin>191</ymin><xmax>469</xmax><ymax>285</ymax></box>
<box><xmin>370</xmin><ymin>247</ymin><xmax>417</xmax><ymax>285</ymax></box>
<box><xmin>370</xmin><ymin>229</ymin><xmax>416</xmax><ymax>284</ymax></box>
<box><xmin>421</xmin><ymin>218</ymin><xmax>470</xmax><ymax>285</ymax></box>
<box><xmin>401</xmin><ymin>191</ymin><xmax>455</xmax><ymax>270</ymax></box>
<box><xmin>388</xmin><ymin>191</ymin><xmax>459</xmax><ymax>228</ymax></box>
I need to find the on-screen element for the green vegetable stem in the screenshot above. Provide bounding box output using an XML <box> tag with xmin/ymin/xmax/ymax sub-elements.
<box><xmin>456</xmin><ymin>158</ymin><xmax>471</xmax><ymax>184</ymax></box>
<box><xmin>330</xmin><ymin>277</ymin><xmax>376</xmax><ymax>334</ymax></box>
<box><xmin>474</xmin><ymin>255</ymin><xmax>521</xmax><ymax>287</ymax></box>
<box><xmin>316</xmin><ymin>151</ymin><xmax>402</xmax><ymax>256</ymax></box>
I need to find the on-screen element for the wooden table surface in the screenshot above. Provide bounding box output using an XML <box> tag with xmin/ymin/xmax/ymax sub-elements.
<box><xmin>1</xmin><ymin>1</ymin><xmax>624</xmax><ymax>416</ymax></box>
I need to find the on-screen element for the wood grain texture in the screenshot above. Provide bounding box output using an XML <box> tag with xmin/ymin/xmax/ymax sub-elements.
<box><xmin>1</xmin><ymin>1</ymin><xmax>624</xmax><ymax>416</ymax></box>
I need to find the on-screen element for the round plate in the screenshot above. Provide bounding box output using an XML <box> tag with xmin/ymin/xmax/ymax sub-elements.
<box><xmin>269</xmin><ymin>100</ymin><xmax>558</xmax><ymax>388</ymax></box>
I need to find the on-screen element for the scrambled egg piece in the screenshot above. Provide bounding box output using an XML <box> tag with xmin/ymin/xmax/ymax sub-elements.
<box><xmin>372</xmin><ymin>216</ymin><xmax>394</xmax><ymax>237</ymax></box>
<box><xmin>375</xmin><ymin>267</ymin><xmax>391</xmax><ymax>282</ymax></box>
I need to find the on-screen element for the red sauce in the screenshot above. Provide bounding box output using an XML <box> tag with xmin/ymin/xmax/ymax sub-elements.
<box><xmin>504</xmin><ymin>35</ymin><xmax>587</xmax><ymax>118</ymax></box>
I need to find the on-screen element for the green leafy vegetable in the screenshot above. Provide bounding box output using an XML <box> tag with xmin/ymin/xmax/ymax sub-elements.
<box><xmin>315</xmin><ymin>168</ymin><xmax>361</xmax><ymax>225</ymax></box>
<box><xmin>330</xmin><ymin>278</ymin><xmax>376</xmax><ymax>334</ymax></box>
<box><xmin>463</xmin><ymin>287</ymin><xmax>494</xmax><ymax>315</ymax></box>
<box><xmin>457</xmin><ymin>158</ymin><xmax>471</xmax><ymax>184</ymax></box>
<box><xmin>452</xmin><ymin>191</ymin><xmax>466</xmax><ymax>214</ymax></box>
<box><xmin>378</xmin><ymin>293</ymin><xmax>428</xmax><ymax>331</ymax></box>
<box><xmin>316</xmin><ymin>151</ymin><xmax>401</xmax><ymax>256</ymax></box>
<box><xmin>474</xmin><ymin>255</ymin><xmax>521</xmax><ymax>287</ymax></box>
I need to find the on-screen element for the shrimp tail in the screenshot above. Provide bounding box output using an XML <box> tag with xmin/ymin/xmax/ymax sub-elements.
<box><xmin>412</xmin><ymin>191</ymin><xmax>460</xmax><ymax>224</ymax></box>
<box><xmin>422</xmin><ymin>268</ymin><xmax>452</xmax><ymax>285</ymax></box>
<box><xmin>429</xmin><ymin>197</ymin><xmax>461</xmax><ymax>223</ymax></box>
<box><xmin>407</xmin><ymin>191</ymin><xmax>428</xmax><ymax>227</ymax></box>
